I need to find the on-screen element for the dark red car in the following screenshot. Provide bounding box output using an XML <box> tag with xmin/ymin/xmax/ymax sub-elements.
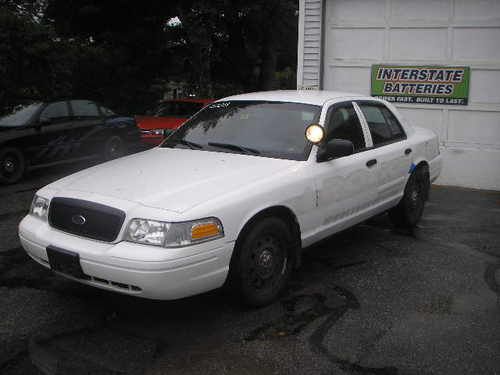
<box><xmin>136</xmin><ymin>98</ymin><xmax>213</xmax><ymax>146</ymax></box>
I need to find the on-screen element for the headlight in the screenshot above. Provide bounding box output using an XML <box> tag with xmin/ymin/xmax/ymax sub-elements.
<box><xmin>30</xmin><ymin>195</ymin><xmax>49</xmax><ymax>221</ymax></box>
<box><xmin>140</xmin><ymin>129</ymin><xmax>164</xmax><ymax>136</ymax></box>
<box><xmin>124</xmin><ymin>217</ymin><xmax>224</xmax><ymax>248</ymax></box>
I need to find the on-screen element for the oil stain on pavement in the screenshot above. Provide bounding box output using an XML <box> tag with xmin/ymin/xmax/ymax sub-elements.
<box><xmin>1</xmin><ymin>181</ymin><xmax>499</xmax><ymax>375</ymax></box>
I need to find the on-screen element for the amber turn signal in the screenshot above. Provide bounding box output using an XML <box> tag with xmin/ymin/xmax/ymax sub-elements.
<box><xmin>191</xmin><ymin>222</ymin><xmax>222</xmax><ymax>240</ymax></box>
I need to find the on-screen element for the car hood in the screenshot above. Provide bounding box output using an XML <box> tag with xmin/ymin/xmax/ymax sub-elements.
<box><xmin>45</xmin><ymin>148</ymin><xmax>301</xmax><ymax>213</ymax></box>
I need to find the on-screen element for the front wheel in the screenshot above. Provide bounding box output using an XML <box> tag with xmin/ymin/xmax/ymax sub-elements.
<box><xmin>389</xmin><ymin>166</ymin><xmax>429</xmax><ymax>228</ymax></box>
<box><xmin>0</xmin><ymin>147</ymin><xmax>26</xmax><ymax>184</ymax></box>
<box><xmin>229</xmin><ymin>217</ymin><xmax>295</xmax><ymax>307</ymax></box>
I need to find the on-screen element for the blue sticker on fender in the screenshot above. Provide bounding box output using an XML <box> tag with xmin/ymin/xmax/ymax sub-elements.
<box><xmin>409</xmin><ymin>163</ymin><xmax>416</xmax><ymax>174</ymax></box>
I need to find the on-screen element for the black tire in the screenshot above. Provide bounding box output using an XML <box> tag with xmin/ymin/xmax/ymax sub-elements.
<box><xmin>0</xmin><ymin>147</ymin><xmax>26</xmax><ymax>184</ymax></box>
<box><xmin>389</xmin><ymin>166</ymin><xmax>429</xmax><ymax>228</ymax></box>
<box><xmin>228</xmin><ymin>217</ymin><xmax>295</xmax><ymax>307</ymax></box>
<box><xmin>103</xmin><ymin>135</ymin><xmax>125</xmax><ymax>160</ymax></box>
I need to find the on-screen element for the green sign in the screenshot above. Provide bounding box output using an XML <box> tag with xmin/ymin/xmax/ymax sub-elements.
<box><xmin>371</xmin><ymin>65</ymin><xmax>470</xmax><ymax>105</ymax></box>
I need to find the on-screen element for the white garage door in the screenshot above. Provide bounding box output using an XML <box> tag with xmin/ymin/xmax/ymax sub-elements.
<box><xmin>299</xmin><ymin>0</ymin><xmax>500</xmax><ymax>190</ymax></box>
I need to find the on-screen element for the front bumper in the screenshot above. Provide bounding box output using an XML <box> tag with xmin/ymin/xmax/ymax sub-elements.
<box><xmin>19</xmin><ymin>215</ymin><xmax>234</xmax><ymax>300</ymax></box>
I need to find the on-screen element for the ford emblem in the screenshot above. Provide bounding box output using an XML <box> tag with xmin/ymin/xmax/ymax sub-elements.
<box><xmin>71</xmin><ymin>214</ymin><xmax>86</xmax><ymax>225</ymax></box>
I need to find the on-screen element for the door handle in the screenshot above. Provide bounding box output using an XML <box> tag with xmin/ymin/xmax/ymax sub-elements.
<box><xmin>405</xmin><ymin>148</ymin><xmax>412</xmax><ymax>155</ymax></box>
<box><xmin>366</xmin><ymin>159</ymin><xmax>377</xmax><ymax>167</ymax></box>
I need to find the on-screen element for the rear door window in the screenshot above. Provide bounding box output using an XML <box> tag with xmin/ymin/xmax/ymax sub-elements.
<box><xmin>380</xmin><ymin>106</ymin><xmax>405</xmax><ymax>139</ymax></box>
<box><xmin>358</xmin><ymin>103</ymin><xmax>406</xmax><ymax>146</ymax></box>
<box><xmin>40</xmin><ymin>101</ymin><xmax>70</xmax><ymax>121</ymax></box>
<box><xmin>71</xmin><ymin>100</ymin><xmax>100</xmax><ymax>117</ymax></box>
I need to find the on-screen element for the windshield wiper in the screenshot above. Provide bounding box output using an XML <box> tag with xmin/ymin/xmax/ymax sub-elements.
<box><xmin>208</xmin><ymin>142</ymin><xmax>261</xmax><ymax>155</ymax></box>
<box><xmin>175</xmin><ymin>139</ymin><xmax>204</xmax><ymax>150</ymax></box>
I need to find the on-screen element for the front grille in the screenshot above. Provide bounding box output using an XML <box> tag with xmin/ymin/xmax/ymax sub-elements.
<box><xmin>48</xmin><ymin>197</ymin><xmax>125</xmax><ymax>242</ymax></box>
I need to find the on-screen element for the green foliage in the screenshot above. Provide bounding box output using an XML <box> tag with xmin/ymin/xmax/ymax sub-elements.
<box><xmin>0</xmin><ymin>0</ymin><xmax>298</xmax><ymax>114</ymax></box>
<box><xmin>0</xmin><ymin>5</ymin><xmax>69</xmax><ymax>112</ymax></box>
<box><xmin>173</xmin><ymin>0</ymin><xmax>299</xmax><ymax>94</ymax></box>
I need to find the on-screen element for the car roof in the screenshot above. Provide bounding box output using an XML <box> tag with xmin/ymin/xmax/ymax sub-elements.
<box><xmin>219</xmin><ymin>90</ymin><xmax>366</xmax><ymax>106</ymax></box>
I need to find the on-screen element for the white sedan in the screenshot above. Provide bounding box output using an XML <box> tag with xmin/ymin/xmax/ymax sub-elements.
<box><xmin>19</xmin><ymin>90</ymin><xmax>442</xmax><ymax>306</ymax></box>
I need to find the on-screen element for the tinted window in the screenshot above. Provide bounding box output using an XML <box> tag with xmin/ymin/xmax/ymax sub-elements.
<box><xmin>71</xmin><ymin>100</ymin><xmax>99</xmax><ymax>117</ymax></box>
<box><xmin>325</xmin><ymin>103</ymin><xmax>365</xmax><ymax>151</ymax></box>
<box><xmin>162</xmin><ymin>101</ymin><xmax>321</xmax><ymax>161</ymax></box>
<box><xmin>40</xmin><ymin>101</ymin><xmax>69</xmax><ymax>120</ymax></box>
<box><xmin>359</xmin><ymin>104</ymin><xmax>403</xmax><ymax>146</ymax></box>
<box><xmin>380</xmin><ymin>106</ymin><xmax>405</xmax><ymax>138</ymax></box>
<box><xmin>0</xmin><ymin>103</ymin><xmax>42</xmax><ymax>127</ymax></box>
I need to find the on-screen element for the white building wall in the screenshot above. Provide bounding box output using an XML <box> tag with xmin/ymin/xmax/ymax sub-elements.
<box><xmin>297</xmin><ymin>0</ymin><xmax>323</xmax><ymax>89</ymax></box>
<box><xmin>297</xmin><ymin>0</ymin><xmax>500</xmax><ymax>190</ymax></box>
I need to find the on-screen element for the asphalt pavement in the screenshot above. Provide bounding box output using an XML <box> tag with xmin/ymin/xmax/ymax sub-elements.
<box><xmin>0</xmin><ymin>160</ymin><xmax>499</xmax><ymax>375</ymax></box>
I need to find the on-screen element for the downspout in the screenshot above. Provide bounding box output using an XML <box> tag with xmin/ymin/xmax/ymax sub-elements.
<box><xmin>319</xmin><ymin>0</ymin><xmax>326</xmax><ymax>90</ymax></box>
<box><xmin>297</xmin><ymin>0</ymin><xmax>306</xmax><ymax>89</ymax></box>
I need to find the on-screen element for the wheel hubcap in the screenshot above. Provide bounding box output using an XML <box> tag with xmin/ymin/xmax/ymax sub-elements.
<box><xmin>247</xmin><ymin>235</ymin><xmax>287</xmax><ymax>289</ymax></box>
<box><xmin>108</xmin><ymin>139</ymin><xmax>122</xmax><ymax>157</ymax></box>
<box><xmin>257</xmin><ymin>249</ymin><xmax>274</xmax><ymax>269</ymax></box>
<box><xmin>410</xmin><ymin>189</ymin><xmax>419</xmax><ymax>205</ymax></box>
<box><xmin>407</xmin><ymin>177</ymin><xmax>425</xmax><ymax>218</ymax></box>
<box><xmin>110</xmin><ymin>142</ymin><xmax>119</xmax><ymax>154</ymax></box>
<box><xmin>2</xmin><ymin>155</ymin><xmax>18</xmax><ymax>176</ymax></box>
<box><xmin>4</xmin><ymin>159</ymin><xmax>15</xmax><ymax>173</ymax></box>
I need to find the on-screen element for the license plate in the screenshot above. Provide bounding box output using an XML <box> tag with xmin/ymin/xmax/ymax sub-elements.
<box><xmin>46</xmin><ymin>246</ymin><xmax>89</xmax><ymax>280</ymax></box>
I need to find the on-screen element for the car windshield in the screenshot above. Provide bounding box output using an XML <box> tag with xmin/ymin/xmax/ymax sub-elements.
<box><xmin>0</xmin><ymin>103</ymin><xmax>42</xmax><ymax>127</ymax></box>
<box><xmin>161</xmin><ymin>101</ymin><xmax>321</xmax><ymax>161</ymax></box>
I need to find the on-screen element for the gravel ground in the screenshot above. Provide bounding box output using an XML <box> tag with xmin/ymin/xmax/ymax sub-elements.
<box><xmin>0</xmin><ymin>161</ymin><xmax>499</xmax><ymax>375</ymax></box>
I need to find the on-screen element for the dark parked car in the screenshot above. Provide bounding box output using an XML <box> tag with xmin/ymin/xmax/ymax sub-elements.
<box><xmin>0</xmin><ymin>100</ymin><xmax>140</xmax><ymax>184</ymax></box>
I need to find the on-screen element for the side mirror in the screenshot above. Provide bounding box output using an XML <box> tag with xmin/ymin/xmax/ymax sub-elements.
<box><xmin>317</xmin><ymin>139</ymin><xmax>354</xmax><ymax>162</ymax></box>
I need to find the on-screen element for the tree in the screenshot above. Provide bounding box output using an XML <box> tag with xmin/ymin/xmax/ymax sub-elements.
<box><xmin>0</xmin><ymin>0</ymin><xmax>298</xmax><ymax>113</ymax></box>
<box><xmin>44</xmin><ymin>0</ymin><xmax>180</xmax><ymax>112</ymax></box>
<box><xmin>0</xmin><ymin>1</ymin><xmax>76</xmax><ymax>112</ymax></box>
<box><xmin>174</xmin><ymin>0</ymin><xmax>298</xmax><ymax>93</ymax></box>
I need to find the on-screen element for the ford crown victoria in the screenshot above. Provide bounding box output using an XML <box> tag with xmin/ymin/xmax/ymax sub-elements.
<box><xmin>19</xmin><ymin>91</ymin><xmax>442</xmax><ymax>306</ymax></box>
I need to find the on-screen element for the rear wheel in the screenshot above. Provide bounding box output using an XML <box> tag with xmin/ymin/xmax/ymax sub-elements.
<box><xmin>103</xmin><ymin>135</ymin><xmax>125</xmax><ymax>160</ymax></box>
<box><xmin>229</xmin><ymin>217</ymin><xmax>295</xmax><ymax>307</ymax></box>
<box><xmin>0</xmin><ymin>147</ymin><xmax>25</xmax><ymax>184</ymax></box>
<box><xmin>389</xmin><ymin>166</ymin><xmax>429</xmax><ymax>228</ymax></box>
